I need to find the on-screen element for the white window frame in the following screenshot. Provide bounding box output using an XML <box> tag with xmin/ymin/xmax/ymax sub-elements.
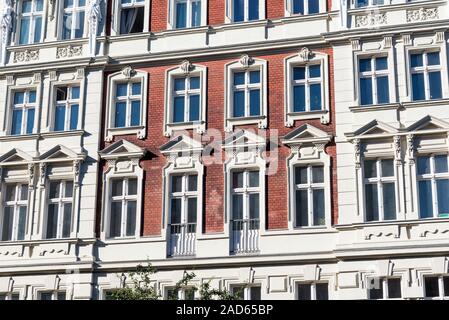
<box><xmin>230</xmin><ymin>284</ymin><xmax>262</xmax><ymax>300</ymax></box>
<box><xmin>362</xmin><ymin>158</ymin><xmax>398</xmax><ymax>222</ymax></box>
<box><xmin>8</xmin><ymin>88</ymin><xmax>38</xmax><ymax>136</ymax></box>
<box><xmin>409</xmin><ymin>50</ymin><xmax>443</xmax><ymax>101</ymax></box>
<box><xmin>165</xmin><ymin>286</ymin><xmax>197</xmax><ymax>300</ymax></box>
<box><xmin>164</xmin><ymin>63</ymin><xmax>207</xmax><ymax>136</ymax></box>
<box><xmin>367</xmin><ymin>277</ymin><xmax>403</xmax><ymax>300</ymax></box>
<box><xmin>52</xmin><ymin>84</ymin><xmax>82</xmax><ymax>132</ymax></box>
<box><xmin>284</xmin><ymin>49</ymin><xmax>329</xmax><ymax>127</ymax></box>
<box><xmin>58</xmin><ymin>0</ymin><xmax>88</xmax><ymax>40</ymax></box>
<box><xmin>0</xmin><ymin>182</ymin><xmax>29</xmax><ymax>242</ymax></box>
<box><xmin>225</xmin><ymin>56</ymin><xmax>267</xmax><ymax>132</ymax></box>
<box><xmin>111</xmin><ymin>0</ymin><xmax>150</xmax><ymax>36</ymax></box>
<box><xmin>44</xmin><ymin>179</ymin><xmax>74</xmax><ymax>239</ymax></box>
<box><xmin>225</xmin><ymin>0</ymin><xmax>266</xmax><ymax>23</ymax></box>
<box><xmin>423</xmin><ymin>275</ymin><xmax>449</xmax><ymax>300</ymax></box>
<box><xmin>167</xmin><ymin>0</ymin><xmax>207</xmax><ymax>29</ymax></box>
<box><xmin>38</xmin><ymin>290</ymin><xmax>67</xmax><ymax>300</ymax></box>
<box><xmin>0</xmin><ymin>292</ymin><xmax>21</xmax><ymax>300</ymax></box>
<box><xmin>295</xmin><ymin>281</ymin><xmax>329</xmax><ymax>300</ymax></box>
<box><xmin>15</xmin><ymin>0</ymin><xmax>45</xmax><ymax>45</ymax></box>
<box><xmin>357</xmin><ymin>55</ymin><xmax>392</xmax><ymax>106</ymax></box>
<box><xmin>351</xmin><ymin>0</ymin><xmax>390</xmax><ymax>9</ymax></box>
<box><xmin>285</xmin><ymin>0</ymin><xmax>324</xmax><ymax>17</ymax></box>
<box><xmin>105</xmin><ymin>68</ymin><xmax>148</xmax><ymax>141</ymax></box>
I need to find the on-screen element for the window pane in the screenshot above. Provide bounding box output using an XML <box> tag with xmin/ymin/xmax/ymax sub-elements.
<box><xmin>62</xmin><ymin>203</ymin><xmax>72</xmax><ymax>238</ymax></box>
<box><xmin>14</xmin><ymin>92</ymin><xmax>24</xmax><ymax>104</ymax></box>
<box><xmin>437</xmin><ymin>180</ymin><xmax>449</xmax><ymax>215</ymax></box>
<box><xmin>295</xmin><ymin>166</ymin><xmax>308</xmax><ymax>184</ymax></box>
<box><xmin>188</xmin><ymin>175</ymin><xmax>198</xmax><ymax>191</ymax></box>
<box><xmin>383</xmin><ymin>183</ymin><xmax>396</xmax><ymax>221</ymax></box>
<box><xmin>359</xmin><ymin>58</ymin><xmax>371</xmax><ymax>72</ymax></box>
<box><xmin>110</xmin><ymin>202</ymin><xmax>122</xmax><ymax>237</ymax></box>
<box><xmin>63</xmin><ymin>13</ymin><xmax>72</xmax><ymax>39</ymax></box>
<box><xmin>5</xmin><ymin>185</ymin><xmax>16</xmax><ymax>201</ymax></box>
<box><xmin>56</xmin><ymin>87</ymin><xmax>68</xmax><ymax>101</ymax></box>
<box><xmin>65</xmin><ymin>181</ymin><xmax>73</xmax><ymax>198</ymax></box>
<box><xmin>19</xmin><ymin>17</ymin><xmax>31</xmax><ymax>44</ymax></box>
<box><xmin>11</xmin><ymin>110</ymin><xmax>23</xmax><ymax>135</ymax></box>
<box><xmin>128</xmin><ymin>178</ymin><xmax>137</xmax><ymax>195</ymax></box>
<box><xmin>417</xmin><ymin>156</ymin><xmax>431</xmax><ymax>175</ymax></box>
<box><xmin>57</xmin><ymin>292</ymin><xmax>66</xmax><ymax>300</ymax></box>
<box><xmin>40</xmin><ymin>292</ymin><xmax>53</xmax><ymax>300</ymax></box>
<box><xmin>375</xmin><ymin>57</ymin><xmax>388</xmax><ymax>71</ymax></box>
<box><xmin>176</xmin><ymin>2</ymin><xmax>187</xmax><ymax>28</ymax></box>
<box><xmin>171</xmin><ymin>175</ymin><xmax>183</xmax><ymax>193</ymax></box>
<box><xmin>46</xmin><ymin>203</ymin><xmax>58</xmax><ymax>239</ymax></box>
<box><xmin>312</xmin><ymin>166</ymin><xmax>324</xmax><ymax>183</ymax></box>
<box><xmin>190</xmin><ymin>77</ymin><xmax>200</xmax><ymax>89</ymax></box>
<box><xmin>419</xmin><ymin>180</ymin><xmax>433</xmax><ymax>218</ymax></box>
<box><xmin>410</xmin><ymin>54</ymin><xmax>423</xmax><ymax>68</ymax></box>
<box><xmin>126</xmin><ymin>201</ymin><xmax>136</xmax><ymax>236</ymax></box>
<box><xmin>310</xmin><ymin>83</ymin><xmax>322</xmax><ymax>111</ymax></box>
<box><xmin>22</xmin><ymin>0</ymin><xmax>32</xmax><ymax>12</ymax></box>
<box><xmin>233</xmin><ymin>72</ymin><xmax>245</xmax><ymax>85</ymax></box>
<box><xmin>424</xmin><ymin>277</ymin><xmax>439</xmax><ymax>298</ymax></box>
<box><xmin>112</xmin><ymin>179</ymin><xmax>123</xmax><ymax>197</ymax></box>
<box><xmin>173</xmin><ymin>97</ymin><xmax>185</xmax><ymax>123</ymax></box>
<box><xmin>381</xmin><ymin>159</ymin><xmax>394</xmax><ymax>177</ymax></box>
<box><xmin>297</xmin><ymin>284</ymin><xmax>311</xmax><ymax>300</ymax></box>
<box><xmin>309</xmin><ymin>65</ymin><xmax>321</xmax><ymax>78</ymax></box>
<box><xmin>387</xmin><ymin>278</ymin><xmax>401</xmax><ymax>299</ymax></box>
<box><xmin>248</xmin><ymin>0</ymin><xmax>259</xmax><ymax>21</ymax></box>
<box><xmin>249</xmin><ymin>286</ymin><xmax>261</xmax><ymax>300</ymax></box>
<box><xmin>34</xmin><ymin>17</ymin><xmax>43</xmax><ymax>43</ymax></box>
<box><xmin>28</xmin><ymin>91</ymin><xmax>36</xmax><ymax>103</ymax></box>
<box><xmin>249</xmin><ymin>89</ymin><xmax>260</xmax><ymax>116</ymax></box>
<box><xmin>233</xmin><ymin>91</ymin><xmax>245</xmax><ymax>117</ymax></box>
<box><xmin>429</xmin><ymin>71</ymin><xmax>442</xmax><ymax>100</ymax></box>
<box><xmin>435</xmin><ymin>155</ymin><xmax>448</xmax><ymax>173</ymax></box>
<box><xmin>187</xmin><ymin>197</ymin><xmax>197</xmax><ymax>224</ymax></box>
<box><xmin>191</xmin><ymin>1</ymin><xmax>201</xmax><ymax>27</ymax></box>
<box><xmin>249</xmin><ymin>171</ymin><xmax>259</xmax><ymax>187</ymax></box>
<box><xmin>64</xmin><ymin>0</ymin><xmax>74</xmax><ymax>8</ymax></box>
<box><xmin>54</xmin><ymin>105</ymin><xmax>66</xmax><ymax>131</ymax></box>
<box><xmin>130</xmin><ymin>101</ymin><xmax>140</xmax><ymax>126</ymax></box>
<box><xmin>444</xmin><ymin>277</ymin><xmax>449</xmax><ymax>297</ymax></box>
<box><xmin>376</xmin><ymin>76</ymin><xmax>390</xmax><ymax>104</ymax></box>
<box><xmin>189</xmin><ymin>95</ymin><xmax>200</xmax><ymax>121</ymax></box>
<box><xmin>293</xmin><ymin>85</ymin><xmax>305</xmax><ymax>112</ymax></box>
<box><xmin>1</xmin><ymin>207</ymin><xmax>13</xmax><ymax>241</ymax></box>
<box><xmin>313</xmin><ymin>189</ymin><xmax>325</xmax><ymax>226</ymax></box>
<box><xmin>233</xmin><ymin>0</ymin><xmax>244</xmax><ymax>22</ymax></box>
<box><xmin>368</xmin><ymin>279</ymin><xmax>383</xmax><ymax>299</ymax></box>
<box><xmin>249</xmin><ymin>71</ymin><xmax>260</xmax><ymax>84</ymax></box>
<box><xmin>365</xmin><ymin>184</ymin><xmax>379</xmax><ymax>222</ymax></box>
<box><xmin>295</xmin><ymin>190</ymin><xmax>308</xmax><ymax>227</ymax></box>
<box><xmin>20</xmin><ymin>185</ymin><xmax>29</xmax><ymax>201</ymax></box>
<box><xmin>360</xmin><ymin>78</ymin><xmax>373</xmax><ymax>105</ymax></box>
<box><xmin>26</xmin><ymin>108</ymin><xmax>35</xmax><ymax>134</ymax></box>
<box><xmin>170</xmin><ymin>198</ymin><xmax>182</xmax><ymax>224</ymax></box>
<box><xmin>427</xmin><ymin>52</ymin><xmax>440</xmax><ymax>66</ymax></box>
<box><xmin>292</xmin><ymin>0</ymin><xmax>304</xmax><ymax>14</ymax></box>
<box><xmin>49</xmin><ymin>182</ymin><xmax>60</xmax><ymax>199</ymax></box>
<box><xmin>293</xmin><ymin>67</ymin><xmax>305</xmax><ymax>80</ymax></box>
<box><xmin>316</xmin><ymin>283</ymin><xmax>329</xmax><ymax>300</ymax></box>
<box><xmin>74</xmin><ymin>11</ymin><xmax>85</xmax><ymax>39</ymax></box>
<box><xmin>116</xmin><ymin>83</ymin><xmax>128</xmax><ymax>97</ymax></box>
<box><xmin>233</xmin><ymin>172</ymin><xmax>244</xmax><ymax>189</ymax></box>
<box><xmin>114</xmin><ymin>102</ymin><xmax>126</xmax><ymax>127</ymax></box>
<box><xmin>132</xmin><ymin>83</ymin><xmax>141</xmax><ymax>95</ymax></box>
<box><xmin>69</xmin><ymin>104</ymin><xmax>79</xmax><ymax>130</ymax></box>
<box><xmin>17</xmin><ymin>206</ymin><xmax>27</xmax><ymax>241</ymax></box>
<box><xmin>412</xmin><ymin>73</ymin><xmax>425</xmax><ymax>101</ymax></box>
<box><xmin>232</xmin><ymin>194</ymin><xmax>243</xmax><ymax>220</ymax></box>
<box><xmin>364</xmin><ymin>160</ymin><xmax>377</xmax><ymax>178</ymax></box>
<box><xmin>249</xmin><ymin>193</ymin><xmax>259</xmax><ymax>220</ymax></box>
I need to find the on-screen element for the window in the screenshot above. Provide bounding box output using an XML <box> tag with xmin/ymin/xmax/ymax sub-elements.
<box><xmin>417</xmin><ymin>155</ymin><xmax>449</xmax><ymax>219</ymax></box>
<box><xmin>363</xmin><ymin>159</ymin><xmax>397</xmax><ymax>222</ymax></box>
<box><xmin>10</xmin><ymin>90</ymin><xmax>36</xmax><ymax>136</ymax></box>
<box><xmin>171</xmin><ymin>76</ymin><xmax>201</xmax><ymax>123</ymax></box>
<box><xmin>174</xmin><ymin>0</ymin><xmax>201</xmax><ymax>28</ymax></box>
<box><xmin>166</xmin><ymin>287</ymin><xmax>196</xmax><ymax>300</ymax></box>
<box><xmin>367</xmin><ymin>278</ymin><xmax>402</xmax><ymax>300</ymax></box>
<box><xmin>62</xmin><ymin>0</ymin><xmax>86</xmax><ymax>40</ymax></box>
<box><xmin>39</xmin><ymin>291</ymin><xmax>66</xmax><ymax>300</ymax></box>
<box><xmin>355</xmin><ymin>0</ymin><xmax>385</xmax><ymax>8</ymax></box>
<box><xmin>231</xmin><ymin>285</ymin><xmax>261</xmax><ymax>300</ymax></box>
<box><xmin>118</xmin><ymin>0</ymin><xmax>145</xmax><ymax>34</ymax></box>
<box><xmin>232</xmin><ymin>69</ymin><xmax>261</xmax><ymax>118</ymax></box>
<box><xmin>231</xmin><ymin>0</ymin><xmax>260</xmax><ymax>22</ymax></box>
<box><xmin>108</xmin><ymin>178</ymin><xmax>138</xmax><ymax>238</ymax></box>
<box><xmin>291</xmin><ymin>64</ymin><xmax>322</xmax><ymax>112</ymax></box>
<box><xmin>0</xmin><ymin>293</ymin><xmax>20</xmax><ymax>300</ymax></box>
<box><xmin>359</xmin><ymin>56</ymin><xmax>390</xmax><ymax>105</ymax></box>
<box><xmin>294</xmin><ymin>165</ymin><xmax>325</xmax><ymax>227</ymax></box>
<box><xmin>45</xmin><ymin>180</ymin><xmax>73</xmax><ymax>239</ymax></box>
<box><xmin>54</xmin><ymin>85</ymin><xmax>80</xmax><ymax>132</ymax></box>
<box><xmin>169</xmin><ymin>174</ymin><xmax>198</xmax><ymax>233</ymax></box>
<box><xmin>113</xmin><ymin>81</ymin><xmax>142</xmax><ymax>128</ymax></box>
<box><xmin>1</xmin><ymin>183</ymin><xmax>28</xmax><ymax>241</ymax></box>
<box><xmin>410</xmin><ymin>52</ymin><xmax>442</xmax><ymax>101</ymax></box>
<box><xmin>297</xmin><ymin>282</ymin><xmax>328</xmax><ymax>300</ymax></box>
<box><xmin>18</xmin><ymin>0</ymin><xmax>44</xmax><ymax>45</ymax></box>
<box><xmin>424</xmin><ymin>276</ymin><xmax>449</xmax><ymax>299</ymax></box>
<box><xmin>290</xmin><ymin>0</ymin><xmax>319</xmax><ymax>15</ymax></box>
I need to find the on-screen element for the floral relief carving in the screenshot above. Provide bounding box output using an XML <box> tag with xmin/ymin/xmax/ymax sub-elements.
<box><xmin>56</xmin><ymin>45</ymin><xmax>83</xmax><ymax>58</ymax></box>
<box><xmin>13</xmin><ymin>49</ymin><xmax>39</xmax><ymax>63</ymax></box>
<box><xmin>407</xmin><ymin>7</ymin><xmax>438</xmax><ymax>22</ymax></box>
<box><xmin>355</xmin><ymin>12</ymin><xmax>387</xmax><ymax>28</ymax></box>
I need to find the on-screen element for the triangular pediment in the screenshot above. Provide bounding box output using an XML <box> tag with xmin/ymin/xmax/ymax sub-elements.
<box><xmin>222</xmin><ymin>130</ymin><xmax>266</xmax><ymax>149</ymax></box>
<box><xmin>40</xmin><ymin>145</ymin><xmax>86</xmax><ymax>162</ymax></box>
<box><xmin>160</xmin><ymin>135</ymin><xmax>203</xmax><ymax>154</ymax></box>
<box><xmin>282</xmin><ymin>124</ymin><xmax>332</xmax><ymax>145</ymax></box>
<box><xmin>349</xmin><ymin>120</ymin><xmax>398</xmax><ymax>137</ymax></box>
<box><xmin>99</xmin><ymin>140</ymin><xmax>146</xmax><ymax>160</ymax></box>
<box><xmin>0</xmin><ymin>149</ymin><xmax>33</xmax><ymax>165</ymax></box>
<box><xmin>407</xmin><ymin>116</ymin><xmax>449</xmax><ymax>132</ymax></box>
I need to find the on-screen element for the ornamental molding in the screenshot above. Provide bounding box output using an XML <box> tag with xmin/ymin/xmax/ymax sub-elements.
<box><xmin>407</xmin><ymin>7</ymin><xmax>438</xmax><ymax>23</ymax></box>
<box><xmin>180</xmin><ymin>59</ymin><xmax>194</xmax><ymax>74</ymax></box>
<box><xmin>13</xmin><ymin>49</ymin><xmax>39</xmax><ymax>63</ymax></box>
<box><xmin>355</xmin><ymin>11</ymin><xmax>387</xmax><ymax>28</ymax></box>
<box><xmin>239</xmin><ymin>54</ymin><xmax>254</xmax><ymax>69</ymax></box>
<box><xmin>121</xmin><ymin>65</ymin><xmax>136</xmax><ymax>79</ymax></box>
<box><xmin>56</xmin><ymin>45</ymin><xmax>83</xmax><ymax>59</ymax></box>
<box><xmin>298</xmin><ymin>47</ymin><xmax>314</xmax><ymax>62</ymax></box>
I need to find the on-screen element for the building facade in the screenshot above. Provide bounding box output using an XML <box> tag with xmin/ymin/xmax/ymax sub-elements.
<box><xmin>0</xmin><ymin>0</ymin><xmax>448</xmax><ymax>300</ymax></box>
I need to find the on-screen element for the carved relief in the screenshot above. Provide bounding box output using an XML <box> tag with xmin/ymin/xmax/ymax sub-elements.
<box><xmin>407</xmin><ymin>8</ymin><xmax>438</xmax><ymax>22</ymax></box>
<box><xmin>56</xmin><ymin>45</ymin><xmax>83</xmax><ymax>58</ymax></box>
<box><xmin>355</xmin><ymin>12</ymin><xmax>387</xmax><ymax>28</ymax></box>
<box><xmin>14</xmin><ymin>49</ymin><xmax>39</xmax><ymax>63</ymax></box>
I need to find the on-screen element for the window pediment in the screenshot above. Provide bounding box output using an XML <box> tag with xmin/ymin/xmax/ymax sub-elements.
<box><xmin>99</xmin><ymin>140</ymin><xmax>146</xmax><ymax>161</ymax></box>
<box><xmin>282</xmin><ymin>124</ymin><xmax>332</xmax><ymax>147</ymax></box>
<box><xmin>406</xmin><ymin>115</ymin><xmax>449</xmax><ymax>134</ymax></box>
<box><xmin>39</xmin><ymin>145</ymin><xmax>86</xmax><ymax>162</ymax></box>
<box><xmin>0</xmin><ymin>149</ymin><xmax>33</xmax><ymax>166</ymax></box>
<box><xmin>346</xmin><ymin>119</ymin><xmax>399</xmax><ymax>139</ymax></box>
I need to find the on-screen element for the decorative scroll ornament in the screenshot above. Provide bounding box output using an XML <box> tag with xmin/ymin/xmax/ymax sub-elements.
<box><xmin>239</xmin><ymin>54</ymin><xmax>253</xmax><ymax>69</ymax></box>
<box><xmin>28</xmin><ymin>164</ymin><xmax>35</xmax><ymax>187</ymax></box>
<box><xmin>407</xmin><ymin>134</ymin><xmax>415</xmax><ymax>165</ymax></box>
<box><xmin>39</xmin><ymin>163</ymin><xmax>47</xmax><ymax>186</ymax></box>
<box><xmin>299</xmin><ymin>47</ymin><xmax>314</xmax><ymax>62</ymax></box>
<box><xmin>121</xmin><ymin>66</ymin><xmax>136</xmax><ymax>79</ymax></box>
<box><xmin>353</xmin><ymin>138</ymin><xmax>361</xmax><ymax>169</ymax></box>
<box><xmin>56</xmin><ymin>45</ymin><xmax>82</xmax><ymax>59</ymax></box>
<box><xmin>73</xmin><ymin>160</ymin><xmax>81</xmax><ymax>187</ymax></box>
<box><xmin>14</xmin><ymin>49</ymin><xmax>40</xmax><ymax>63</ymax></box>
<box><xmin>88</xmin><ymin>0</ymin><xmax>103</xmax><ymax>56</ymax></box>
<box><xmin>393</xmin><ymin>135</ymin><xmax>402</xmax><ymax>166</ymax></box>
<box><xmin>407</xmin><ymin>7</ymin><xmax>438</xmax><ymax>22</ymax></box>
<box><xmin>355</xmin><ymin>11</ymin><xmax>387</xmax><ymax>28</ymax></box>
<box><xmin>180</xmin><ymin>60</ymin><xmax>193</xmax><ymax>74</ymax></box>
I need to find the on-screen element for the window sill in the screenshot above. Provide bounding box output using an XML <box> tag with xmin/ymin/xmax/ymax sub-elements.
<box><xmin>261</xmin><ymin>226</ymin><xmax>337</xmax><ymax>237</ymax></box>
<box><xmin>164</xmin><ymin>121</ymin><xmax>206</xmax><ymax>137</ymax></box>
<box><xmin>402</xmin><ymin>98</ymin><xmax>449</xmax><ymax>108</ymax></box>
<box><xmin>0</xmin><ymin>130</ymin><xmax>85</xmax><ymax>141</ymax></box>
<box><xmin>225</xmin><ymin>115</ymin><xmax>267</xmax><ymax>132</ymax></box>
<box><xmin>335</xmin><ymin>217</ymin><xmax>449</xmax><ymax>230</ymax></box>
<box><xmin>349</xmin><ymin>103</ymin><xmax>402</xmax><ymax>113</ymax></box>
<box><xmin>286</xmin><ymin>110</ymin><xmax>329</xmax><ymax>126</ymax></box>
<box><xmin>105</xmin><ymin>126</ymin><xmax>146</xmax><ymax>141</ymax></box>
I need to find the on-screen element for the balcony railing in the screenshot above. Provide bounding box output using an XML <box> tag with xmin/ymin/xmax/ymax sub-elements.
<box><xmin>231</xmin><ymin>219</ymin><xmax>260</xmax><ymax>254</ymax></box>
<box><xmin>169</xmin><ymin>223</ymin><xmax>196</xmax><ymax>257</ymax></box>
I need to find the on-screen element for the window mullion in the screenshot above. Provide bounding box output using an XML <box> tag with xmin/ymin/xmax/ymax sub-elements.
<box><xmin>430</xmin><ymin>156</ymin><xmax>439</xmax><ymax>218</ymax></box>
<box><xmin>308</xmin><ymin>166</ymin><xmax>313</xmax><ymax>226</ymax></box>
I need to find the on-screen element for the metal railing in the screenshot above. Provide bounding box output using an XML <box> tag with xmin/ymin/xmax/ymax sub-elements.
<box><xmin>169</xmin><ymin>223</ymin><xmax>197</xmax><ymax>256</ymax></box>
<box><xmin>231</xmin><ymin>218</ymin><xmax>260</xmax><ymax>254</ymax></box>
